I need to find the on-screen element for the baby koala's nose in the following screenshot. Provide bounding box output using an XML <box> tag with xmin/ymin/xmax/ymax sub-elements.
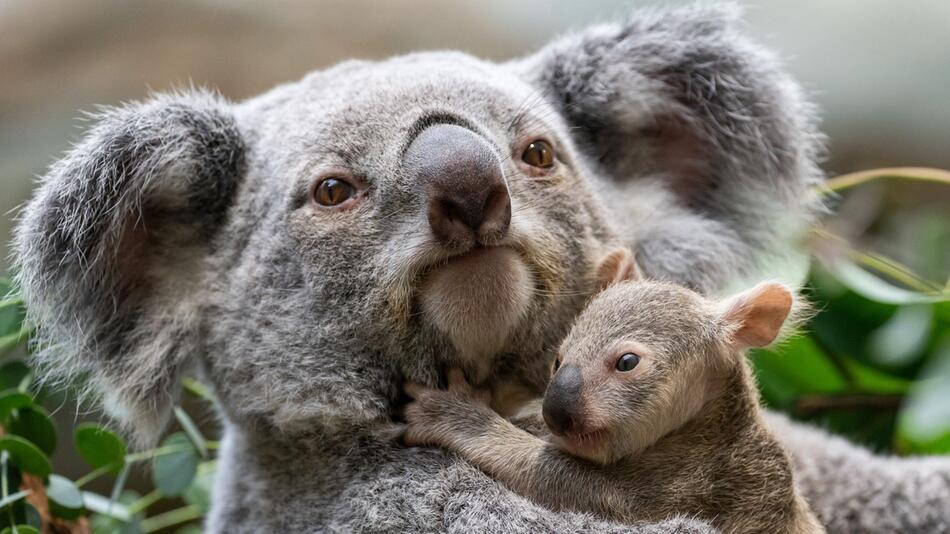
<box><xmin>404</xmin><ymin>123</ymin><xmax>511</xmax><ymax>247</ymax></box>
<box><xmin>543</xmin><ymin>363</ymin><xmax>584</xmax><ymax>436</ymax></box>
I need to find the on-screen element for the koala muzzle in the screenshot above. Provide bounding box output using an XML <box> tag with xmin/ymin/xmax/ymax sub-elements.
<box><xmin>404</xmin><ymin>123</ymin><xmax>511</xmax><ymax>246</ymax></box>
<box><xmin>543</xmin><ymin>363</ymin><xmax>584</xmax><ymax>436</ymax></box>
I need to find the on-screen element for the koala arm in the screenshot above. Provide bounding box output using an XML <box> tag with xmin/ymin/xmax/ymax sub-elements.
<box><xmin>404</xmin><ymin>374</ymin><xmax>634</xmax><ymax>523</ymax></box>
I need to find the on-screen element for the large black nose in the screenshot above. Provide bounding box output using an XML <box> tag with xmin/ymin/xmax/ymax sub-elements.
<box><xmin>404</xmin><ymin>123</ymin><xmax>511</xmax><ymax>246</ymax></box>
<box><xmin>542</xmin><ymin>364</ymin><xmax>584</xmax><ymax>436</ymax></box>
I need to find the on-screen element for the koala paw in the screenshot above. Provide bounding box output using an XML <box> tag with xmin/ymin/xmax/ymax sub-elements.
<box><xmin>403</xmin><ymin>369</ymin><xmax>493</xmax><ymax>448</ymax></box>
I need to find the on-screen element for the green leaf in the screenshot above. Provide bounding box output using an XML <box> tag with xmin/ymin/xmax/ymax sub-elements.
<box><xmin>0</xmin><ymin>390</ymin><xmax>32</xmax><ymax>423</ymax></box>
<box><xmin>152</xmin><ymin>433</ymin><xmax>198</xmax><ymax>497</ymax></box>
<box><xmin>182</xmin><ymin>461</ymin><xmax>216</xmax><ymax>514</ymax></box>
<box><xmin>867</xmin><ymin>304</ymin><xmax>933</xmax><ymax>367</ymax></box>
<box><xmin>897</xmin><ymin>336</ymin><xmax>950</xmax><ymax>453</ymax></box>
<box><xmin>0</xmin><ymin>436</ymin><xmax>51</xmax><ymax>477</ymax></box>
<box><xmin>845</xmin><ymin>358</ymin><xmax>912</xmax><ymax>395</ymax></box>
<box><xmin>8</xmin><ymin>406</ymin><xmax>57</xmax><ymax>455</ymax></box>
<box><xmin>75</xmin><ymin>424</ymin><xmax>126</xmax><ymax>474</ymax></box>
<box><xmin>750</xmin><ymin>335</ymin><xmax>849</xmax><ymax>401</ymax></box>
<box><xmin>824</xmin><ymin>258</ymin><xmax>947</xmax><ymax>305</ymax></box>
<box><xmin>0</xmin><ymin>526</ymin><xmax>40</xmax><ymax>534</ymax></box>
<box><xmin>0</xmin><ymin>328</ymin><xmax>29</xmax><ymax>357</ymax></box>
<box><xmin>46</xmin><ymin>474</ymin><xmax>84</xmax><ymax>520</ymax></box>
<box><xmin>0</xmin><ymin>363</ymin><xmax>31</xmax><ymax>393</ymax></box>
<box><xmin>0</xmin><ymin>285</ymin><xmax>25</xmax><ymax>338</ymax></box>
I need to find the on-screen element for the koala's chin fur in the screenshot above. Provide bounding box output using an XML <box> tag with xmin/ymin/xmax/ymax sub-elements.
<box><xmin>419</xmin><ymin>247</ymin><xmax>533</xmax><ymax>381</ymax></box>
<box><xmin>13</xmin><ymin>3</ymin><xmax>950</xmax><ymax>533</ymax></box>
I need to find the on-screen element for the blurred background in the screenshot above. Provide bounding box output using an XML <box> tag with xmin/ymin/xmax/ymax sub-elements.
<box><xmin>0</xmin><ymin>0</ymin><xmax>947</xmax><ymax>532</ymax></box>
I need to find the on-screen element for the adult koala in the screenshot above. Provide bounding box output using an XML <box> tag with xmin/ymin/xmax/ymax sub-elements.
<box><xmin>13</xmin><ymin>4</ymin><xmax>950</xmax><ymax>533</ymax></box>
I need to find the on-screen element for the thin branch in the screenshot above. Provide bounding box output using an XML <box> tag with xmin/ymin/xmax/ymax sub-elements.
<box><xmin>822</xmin><ymin>167</ymin><xmax>950</xmax><ymax>194</ymax></box>
<box><xmin>795</xmin><ymin>393</ymin><xmax>904</xmax><ymax>416</ymax></box>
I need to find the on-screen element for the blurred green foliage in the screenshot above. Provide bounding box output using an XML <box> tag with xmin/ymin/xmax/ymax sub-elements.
<box><xmin>752</xmin><ymin>263</ymin><xmax>950</xmax><ymax>454</ymax></box>
<box><xmin>0</xmin><ymin>276</ymin><xmax>212</xmax><ymax>533</ymax></box>
<box><xmin>752</xmin><ymin>168</ymin><xmax>950</xmax><ymax>454</ymax></box>
<box><xmin>0</xmin><ymin>168</ymin><xmax>946</xmax><ymax>532</ymax></box>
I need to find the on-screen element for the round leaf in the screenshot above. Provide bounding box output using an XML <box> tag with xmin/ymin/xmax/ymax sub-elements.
<box><xmin>182</xmin><ymin>461</ymin><xmax>216</xmax><ymax>513</ymax></box>
<box><xmin>0</xmin><ymin>362</ymin><xmax>31</xmax><ymax>392</ymax></box>
<box><xmin>152</xmin><ymin>433</ymin><xmax>198</xmax><ymax>496</ymax></box>
<box><xmin>46</xmin><ymin>474</ymin><xmax>84</xmax><ymax>520</ymax></box>
<box><xmin>0</xmin><ymin>526</ymin><xmax>40</xmax><ymax>534</ymax></box>
<box><xmin>0</xmin><ymin>436</ymin><xmax>51</xmax><ymax>477</ymax></box>
<box><xmin>8</xmin><ymin>406</ymin><xmax>57</xmax><ymax>455</ymax></box>
<box><xmin>0</xmin><ymin>390</ymin><xmax>32</xmax><ymax>422</ymax></box>
<box><xmin>74</xmin><ymin>423</ymin><xmax>126</xmax><ymax>473</ymax></box>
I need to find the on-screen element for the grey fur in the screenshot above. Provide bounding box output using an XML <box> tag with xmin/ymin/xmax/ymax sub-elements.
<box><xmin>10</xmin><ymin>3</ymin><xmax>946</xmax><ymax>533</ymax></box>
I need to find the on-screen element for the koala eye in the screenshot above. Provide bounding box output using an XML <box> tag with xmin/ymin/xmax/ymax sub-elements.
<box><xmin>553</xmin><ymin>357</ymin><xmax>562</xmax><ymax>372</ymax></box>
<box><xmin>521</xmin><ymin>140</ymin><xmax>555</xmax><ymax>169</ymax></box>
<box><xmin>314</xmin><ymin>178</ymin><xmax>356</xmax><ymax>207</ymax></box>
<box><xmin>615</xmin><ymin>353</ymin><xmax>640</xmax><ymax>372</ymax></box>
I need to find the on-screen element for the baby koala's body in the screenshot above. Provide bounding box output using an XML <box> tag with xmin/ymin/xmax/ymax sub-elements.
<box><xmin>405</xmin><ymin>251</ymin><xmax>824</xmax><ymax>534</ymax></box>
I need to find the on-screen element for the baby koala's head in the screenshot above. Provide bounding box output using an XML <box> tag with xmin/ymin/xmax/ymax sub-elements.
<box><xmin>543</xmin><ymin>249</ymin><xmax>794</xmax><ymax>464</ymax></box>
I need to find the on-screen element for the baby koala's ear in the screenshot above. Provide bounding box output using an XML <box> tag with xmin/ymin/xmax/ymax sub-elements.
<box><xmin>720</xmin><ymin>282</ymin><xmax>794</xmax><ymax>348</ymax></box>
<box><xmin>596</xmin><ymin>248</ymin><xmax>642</xmax><ymax>290</ymax></box>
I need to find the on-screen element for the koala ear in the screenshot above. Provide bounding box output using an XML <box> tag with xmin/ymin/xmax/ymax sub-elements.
<box><xmin>595</xmin><ymin>248</ymin><xmax>641</xmax><ymax>290</ymax></box>
<box><xmin>514</xmin><ymin>4</ymin><xmax>822</xmax><ymax>251</ymax></box>
<box><xmin>719</xmin><ymin>282</ymin><xmax>793</xmax><ymax>349</ymax></box>
<box><xmin>13</xmin><ymin>90</ymin><xmax>245</xmax><ymax>446</ymax></box>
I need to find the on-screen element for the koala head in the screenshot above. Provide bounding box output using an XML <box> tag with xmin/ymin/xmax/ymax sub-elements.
<box><xmin>13</xmin><ymin>5</ymin><xmax>821</xmax><ymax>444</ymax></box>
<box><xmin>544</xmin><ymin>250</ymin><xmax>794</xmax><ymax>464</ymax></box>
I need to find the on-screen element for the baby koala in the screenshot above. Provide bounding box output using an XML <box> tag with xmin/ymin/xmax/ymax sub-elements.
<box><xmin>404</xmin><ymin>249</ymin><xmax>824</xmax><ymax>533</ymax></box>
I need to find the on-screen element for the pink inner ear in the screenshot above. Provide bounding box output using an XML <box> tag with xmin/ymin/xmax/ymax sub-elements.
<box><xmin>596</xmin><ymin>248</ymin><xmax>640</xmax><ymax>289</ymax></box>
<box><xmin>727</xmin><ymin>283</ymin><xmax>793</xmax><ymax>348</ymax></box>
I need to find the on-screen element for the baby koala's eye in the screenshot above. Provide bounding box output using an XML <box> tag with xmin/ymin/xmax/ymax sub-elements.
<box><xmin>314</xmin><ymin>177</ymin><xmax>357</xmax><ymax>207</ymax></box>
<box><xmin>615</xmin><ymin>353</ymin><xmax>641</xmax><ymax>372</ymax></box>
<box><xmin>553</xmin><ymin>357</ymin><xmax>561</xmax><ymax>372</ymax></box>
<box><xmin>521</xmin><ymin>140</ymin><xmax>555</xmax><ymax>169</ymax></box>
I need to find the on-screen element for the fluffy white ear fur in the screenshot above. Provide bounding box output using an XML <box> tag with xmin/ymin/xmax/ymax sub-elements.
<box><xmin>720</xmin><ymin>282</ymin><xmax>794</xmax><ymax>348</ymax></box>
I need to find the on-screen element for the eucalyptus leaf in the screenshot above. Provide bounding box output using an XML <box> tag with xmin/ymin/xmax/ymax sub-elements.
<box><xmin>0</xmin><ymin>436</ymin><xmax>51</xmax><ymax>477</ymax></box>
<box><xmin>0</xmin><ymin>526</ymin><xmax>40</xmax><ymax>534</ymax></box>
<box><xmin>75</xmin><ymin>424</ymin><xmax>126</xmax><ymax>473</ymax></box>
<box><xmin>867</xmin><ymin>304</ymin><xmax>933</xmax><ymax>367</ymax></box>
<box><xmin>183</xmin><ymin>461</ymin><xmax>217</xmax><ymax>513</ymax></box>
<box><xmin>152</xmin><ymin>433</ymin><xmax>199</xmax><ymax>496</ymax></box>
<box><xmin>46</xmin><ymin>474</ymin><xmax>84</xmax><ymax>520</ymax></box>
<box><xmin>0</xmin><ymin>363</ymin><xmax>31</xmax><ymax>392</ymax></box>
<box><xmin>897</xmin><ymin>336</ymin><xmax>950</xmax><ymax>453</ymax></box>
<box><xmin>8</xmin><ymin>406</ymin><xmax>57</xmax><ymax>455</ymax></box>
<box><xmin>825</xmin><ymin>258</ymin><xmax>948</xmax><ymax>305</ymax></box>
<box><xmin>0</xmin><ymin>390</ymin><xmax>32</xmax><ymax>423</ymax></box>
